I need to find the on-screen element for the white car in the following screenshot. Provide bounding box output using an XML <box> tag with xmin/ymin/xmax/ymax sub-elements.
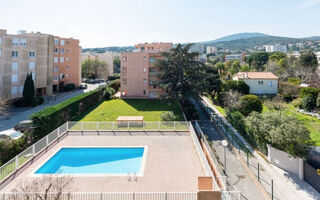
<box><xmin>0</xmin><ymin>129</ymin><xmax>24</xmax><ymax>141</ymax></box>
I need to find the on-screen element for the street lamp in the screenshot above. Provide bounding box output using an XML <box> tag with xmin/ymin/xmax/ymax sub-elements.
<box><xmin>221</xmin><ymin>140</ymin><xmax>228</xmax><ymax>174</ymax></box>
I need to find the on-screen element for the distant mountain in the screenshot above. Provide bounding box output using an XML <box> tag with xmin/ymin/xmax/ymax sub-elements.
<box><xmin>204</xmin><ymin>32</ymin><xmax>269</xmax><ymax>43</ymax></box>
<box><xmin>82</xmin><ymin>46</ymin><xmax>134</xmax><ymax>53</ymax></box>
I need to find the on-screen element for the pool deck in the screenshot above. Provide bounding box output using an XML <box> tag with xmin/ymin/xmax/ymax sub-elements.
<box><xmin>1</xmin><ymin>131</ymin><xmax>205</xmax><ymax>192</ymax></box>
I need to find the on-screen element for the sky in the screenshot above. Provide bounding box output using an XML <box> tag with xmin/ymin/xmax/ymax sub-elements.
<box><xmin>0</xmin><ymin>0</ymin><xmax>320</xmax><ymax>48</ymax></box>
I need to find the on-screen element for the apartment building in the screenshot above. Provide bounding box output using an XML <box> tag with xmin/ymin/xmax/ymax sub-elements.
<box><xmin>0</xmin><ymin>29</ymin><xmax>54</xmax><ymax>100</ymax></box>
<box><xmin>120</xmin><ymin>43</ymin><xmax>172</xmax><ymax>98</ymax></box>
<box><xmin>206</xmin><ymin>46</ymin><xmax>217</xmax><ymax>54</ymax></box>
<box><xmin>225</xmin><ymin>54</ymin><xmax>245</xmax><ymax>62</ymax></box>
<box><xmin>265</xmin><ymin>44</ymin><xmax>288</xmax><ymax>53</ymax></box>
<box><xmin>81</xmin><ymin>52</ymin><xmax>117</xmax><ymax>77</ymax></box>
<box><xmin>0</xmin><ymin>29</ymin><xmax>81</xmax><ymax>101</ymax></box>
<box><xmin>52</xmin><ymin>36</ymin><xmax>81</xmax><ymax>92</ymax></box>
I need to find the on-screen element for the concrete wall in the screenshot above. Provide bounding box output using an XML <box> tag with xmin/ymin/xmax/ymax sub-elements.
<box><xmin>267</xmin><ymin>145</ymin><xmax>304</xmax><ymax>179</ymax></box>
<box><xmin>243</xmin><ymin>79</ymin><xmax>278</xmax><ymax>94</ymax></box>
<box><xmin>304</xmin><ymin>162</ymin><xmax>320</xmax><ymax>193</ymax></box>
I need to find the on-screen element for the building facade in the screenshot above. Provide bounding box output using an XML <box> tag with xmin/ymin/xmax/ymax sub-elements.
<box><xmin>225</xmin><ymin>54</ymin><xmax>244</xmax><ymax>62</ymax></box>
<box><xmin>265</xmin><ymin>44</ymin><xmax>288</xmax><ymax>53</ymax></box>
<box><xmin>206</xmin><ymin>46</ymin><xmax>217</xmax><ymax>54</ymax></box>
<box><xmin>233</xmin><ymin>72</ymin><xmax>278</xmax><ymax>95</ymax></box>
<box><xmin>81</xmin><ymin>52</ymin><xmax>117</xmax><ymax>78</ymax></box>
<box><xmin>120</xmin><ymin>43</ymin><xmax>172</xmax><ymax>98</ymax></box>
<box><xmin>0</xmin><ymin>29</ymin><xmax>81</xmax><ymax>101</ymax></box>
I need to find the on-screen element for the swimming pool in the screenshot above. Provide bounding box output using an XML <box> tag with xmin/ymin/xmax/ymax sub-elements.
<box><xmin>35</xmin><ymin>147</ymin><xmax>146</xmax><ymax>175</ymax></box>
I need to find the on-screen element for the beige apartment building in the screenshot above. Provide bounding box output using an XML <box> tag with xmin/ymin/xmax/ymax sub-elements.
<box><xmin>0</xmin><ymin>29</ymin><xmax>81</xmax><ymax>101</ymax></box>
<box><xmin>120</xmin><ymin>42</ymin><xmax>172</xmax><ymax>98</ymax></box>
<box><xmin>81</xmin><ymin>52</ymin><xmax>117</xmax><ymax>77</ymax></box>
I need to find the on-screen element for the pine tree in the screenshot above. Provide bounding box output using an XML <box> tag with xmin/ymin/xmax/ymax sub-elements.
<box><xmin>23</xmin><ymin>73</ymin><xmax>35</xmax><ymax>105</ymax></box>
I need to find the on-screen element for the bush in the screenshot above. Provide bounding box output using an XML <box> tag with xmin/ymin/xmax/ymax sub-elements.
<box><xmin>103</xmin><ymin>87</ymin><xmax>115</xmax><ymax>100</ymax></box>
<box><xmin>63</xmin><ymin>83</ymin><xmax>76</xmax><ymax>92</ymax></box>
<box><xmin>223</xmin><ymin>80</ymin><xmax>250</xmax><ymax>94</ymax></box>
<box><xmin>300</xmin><ymin>87</ymin><xmax>320</xmax><ymax>99</ymax></box>
<box><xmin>238</xmin><ymin>94</ymin><xmax>263</xmax><ymax>116</ymax></box>
<box><xmin>31</xmin><ymin>96</ymin><xmax>44</xmax><ymax>107</ymax></box>
<box><xmin>288</xmin><ymin>78</ymin><xmax>301</xmax><ymax>85</ymax></box>
<box><xmin>292</xmin><ymin>98</ymin><xmax>302</xmax><ymax>108</ymax></box>
<box><xmin>279</xmin><ymin>82</ymin><xmax>300</xmax><ymax>102</ymax></box>
<box><xmin>317</xmin><ymin>94</ymin><xmax>320</xmax><ymax>108</ymax></box>
<box><xmin>31</xmin><ymin>87</ymin><xmax>105</xmax><ymax>140</ymax></box>
<box><xmin>13</xmin><ymin>98</ymin><xmax>27</xmax><ymax>107</ymax></box>
<box><xmin>302</xmin><ymin>94</ymin><xmax>316</xmax><ymax>111</ymax></box>
<box><xmin>160</xmin><ymin>111</ymin><xmax>176</xmax><ymax>121</ymax></box>
<box><xmin>108</xmin><ymin>80</ymin><xmax>120</xmax><ymax>92</ymax></box>
<box><xmin>0</xmin><ymin>137</ymin><xmax>27</xmax><ymax>165</ymax></box>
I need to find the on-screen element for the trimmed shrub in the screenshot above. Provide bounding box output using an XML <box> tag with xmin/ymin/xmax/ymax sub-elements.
<box><xmin>103</xmin><ymin>87</ymin><xmax>115</xmax><ymax>100</ymax></box>
<box><xmin>238</xmin><ymin>94</ymin><xmax>263</xmax><ymax>116</ymax></box>
<box><xmin>302</xmin><ymin>94</ymin><xmax>316</xmax><ymax>111</ymax></box>
<box><xmin>292</xmin><ymin>98</ymin><xmax>302</xmax><ymax>108</ymax></box>
<box><xmin>31</xmin><ymin>96</ymin><xmax>44</xmax><ymax>107</ymax></box>
<box><xmin>160</xmin><ymin>111</ymin><xmax>176</xmax><ymax>121</ymax></box>
<box><xmin>31</xmin><ymin>87</ymin><xmax>105</xmax><ymax>140</ymax></box>
<box><xmin>63</xmin><ymin>83</ymin><xmax>76</xmax><ymax>92</ymax></box>
<box><xmin>223</xmin><ymin>80</ymin><xmax>250</xmax><ymax>94</ymax></box>
<box><xmin>288</xmin><ymin>78</ymin><xmax>301</xmax><ymax>85</ymax></box>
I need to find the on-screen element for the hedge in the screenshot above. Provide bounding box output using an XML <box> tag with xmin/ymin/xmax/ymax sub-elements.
<box><xmin>30</xmin><ymin>87</ymin><xmax>105</xmax><ymax>140</ymax></box>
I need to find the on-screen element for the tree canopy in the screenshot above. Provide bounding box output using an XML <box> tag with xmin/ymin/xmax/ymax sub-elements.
<box><xmin>82</xmin><ymin>59</ymin><xmax>108</xmax><ymax>79</ymax></box>
<box><xmin>23</xmin><ymin>73</ymin><xmax>35</xmax><ymax>105</ymax></box>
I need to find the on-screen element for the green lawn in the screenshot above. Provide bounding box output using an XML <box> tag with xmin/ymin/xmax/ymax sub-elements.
<box><xmin>78</xmin><ymin>99</ymin><xmax>185</xmax><ymax>121</ymax></box>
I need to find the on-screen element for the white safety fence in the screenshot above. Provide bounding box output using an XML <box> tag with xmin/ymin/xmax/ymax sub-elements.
<box><xmin>221</xmin><ymin>191</ymin><xmax>242</xmax><ymax>200</ymax></box>
<box><xmin>0</xmin><ymin>192</ymin><xmax>198</xmax><ymax>200</ymax></box>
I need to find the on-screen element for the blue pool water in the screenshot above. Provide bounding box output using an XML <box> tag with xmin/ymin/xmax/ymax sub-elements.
<box><xmin>35</xmin><ymin>147</ymin><xmax>145</xmax><ymax>174</ymax></box>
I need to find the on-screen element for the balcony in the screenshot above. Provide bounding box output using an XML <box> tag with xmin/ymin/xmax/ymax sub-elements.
<box><xmin>149</xmin><ymin>71</ymin><xmax>160</xmax><ymax>79</ymax></box>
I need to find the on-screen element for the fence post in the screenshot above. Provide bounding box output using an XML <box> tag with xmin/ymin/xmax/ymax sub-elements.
<box><xmin>81</xmin><ymin>121</ymin><xmax>83</xmax><ymax>131</ymax></box>
<box><xmin>143</xmin><ymin>122</ymin><xmax>145</xmax><ymax>131</ymax></box>
<box><xmin>46</xmin><ymin>135</ymin><xmax>49</xmax><ymax>146</ymax></box>
<box><xmin>112</xmin><ymin>122</ymin><xmax>115</xmax><ymax>131</ymax></box>
<box><xmin>258</xmin><ymin>163</ymin><xmax>260</xmax><ymax>182</ymax></box>
<box><xmin>158</xmin><ymin>121</ymin><xmax>161</xmax><ymax>131</ymax></box>
<box><xmin>271</xmin><ymin>179</ymin><xmax>274</xmax><ymax>200</ymax></box>
<box><xmin>174</xmin><ymin>121</ymin><xmax>176</xmax><ymax>131</ymax></box>
<box><xmin>57</xmin><ymin>127</ymin><xmax>60</xmax><ymax>137</ymax></box>
<box><xmin>100</xmin><ymin>193</ymin><xmax>103</xmax><ymax>200</ymax></box>
<box><xmin>128</xmin><ymin>122</ymin><xmax>130</xmax><ymax>131</ymax></box>
<box><xmin>247</xmin><ymin>152</ymin><xmax>249</xmax><ymax>167</ymax></box>
<box><xmin>32</xmin><ymin>144</ymin><xmax>35</xmax><ymax>157</ymax></box>
<box><xmin>96</xmin><ymin>122</ymin><xmax>99</xmax><ymax>131</ymax></box>
<box><xmin>133</xmin><ymin>192</ymin><xmax>135</xmax><ymax>200</ymax></box>
<box><xmin>165</xmin><ymin>192</ymin><xmax>168</xmax><ymax>200</ymax></box>
<box><xmin>15</xmin><ymin>156</ymin><xmax>18</xmax><ymax>169</ymax></box>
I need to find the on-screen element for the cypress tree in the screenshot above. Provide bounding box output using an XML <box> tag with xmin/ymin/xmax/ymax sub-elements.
<box><xmin>23</xmin><ymin>73</ymin><xmax>35</xmax><ymax>105</ymax></box>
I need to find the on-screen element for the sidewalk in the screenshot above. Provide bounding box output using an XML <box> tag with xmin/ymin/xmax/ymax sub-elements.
<box><xmin>190</xmin><ymin>98</ymin><xmax>267</xmax><ymax>200</ymax></box>
<box><xmin>0</xmin><ymin>84</ymin><xmax>99</xmax><ymax>131</ymax></box>
<box><xmin>200</xmin><ymin>96</ymin><xmax>320</xmax><ymax>200</ymax></box>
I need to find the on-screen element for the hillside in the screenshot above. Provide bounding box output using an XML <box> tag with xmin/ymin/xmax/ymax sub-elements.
<box><xmin>205</xmin><ymin>32</ymin><xmax>269</xmax><ymax>43</ymax></box>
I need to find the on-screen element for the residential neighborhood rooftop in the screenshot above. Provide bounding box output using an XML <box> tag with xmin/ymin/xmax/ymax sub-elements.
<box><xmin>234</xmin><ymin>72</ymin><xmax>279</xmax><ymax>80</ymax></box>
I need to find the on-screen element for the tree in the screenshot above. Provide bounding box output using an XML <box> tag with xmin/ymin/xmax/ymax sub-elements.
<box><xmin>299</xmin><ymin>50</ymin><xmax>318</xmax><ymax>72</ymax></box>
<box><xmin>82</xmin><ymin>59</ymin><xmax>108</xmax><ymax>79</ymax></box>
<box><xmin>302</xmin><ymin>94</ymin><xmax>316</xmax><ymax>111</ymax></box>
<box><xmin>240</xmin><ymin>64</ymin><xmax>250</xmax><ymax>72</ymax></box>
<box><xmin>245</xmin><ymin>111</ymin><xmax>311</xmax><ymax>157</ymax></box>
<box><xmin>215</xmin><ymin>62</ymin><xmax>226</xmax><ymax>75</ymax></box>
<box><xmin>247</xmin><ymin>52</ymin><xmax>269</xmax><ymax>71</ymax></box>
<box><xmin>204</xmin><ymin>62</ymin><xmax>221</xmax><ymax>98</ymax></box>
<box><xmin>157</xmin><ymin>43</ymin><xmax>208</xmax><ymax>100</ymax></box>
<box><xmin>23</xmin><ymin>73</ymin><xmax>35</xmax><ymax>106</ymax></box>
<box><xmin>113</xmin><ymin>56</ymin><xmax>121</xmax><ymax>74</ymax></box>
<box><xmin>238</xmin><ymin>94</ymin><xmax>263</xmax><ymax>116</ymax></box>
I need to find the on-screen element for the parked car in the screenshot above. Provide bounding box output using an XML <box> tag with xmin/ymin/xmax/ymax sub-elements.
<box><xmin>14</xmin><ymin>120</ymin><xmax>34</xmax><ymax>133</ymax></box>
<box><xmin>79</xmin><ymin>84</ymin><xmax>88</xmax><ymax>89</ymax></box>
<box><xmin>0</xmin><ymin>129</ymin><xmax>24</xmax><ymax>140</ymax></box>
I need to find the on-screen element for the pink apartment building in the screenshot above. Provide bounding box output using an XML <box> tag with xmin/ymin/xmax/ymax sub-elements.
<box><xmin>120</xmin><ymin>43</ymin><xmax>172</xmax><ymax>98</ymax></box>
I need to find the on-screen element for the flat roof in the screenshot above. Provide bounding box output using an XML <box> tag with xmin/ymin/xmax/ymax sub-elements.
<box><xmin>1</xmin><ymin>132</ymin><xmax>204</xmax><ymax>192</ymax></box>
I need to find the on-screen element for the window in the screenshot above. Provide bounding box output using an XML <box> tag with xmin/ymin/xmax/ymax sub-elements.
<box><xmin>12</xmin><ymin>51</ymin><xmax>19</xmax><ymax>58</ymax></box>
<box><xmin>32</xmin><ymin>72</ymin><xmax>35</xmax><ymax>80</ymax></box>
<box><xmin>143</xmin><ymin>67</ymin><xmax>146</xmax><ymax>73</ymax></box>
<box><xmin>11</xmin><ymin>86</ymin><xmax>18</xmax><ymax>95</ymax></box>
<box><xmin>60</xmin><ymin>74</ymin><xmax>64</xmax><ymax>79</ymax></box>
<box><xmin>258</xmin><ymin>81</ymin><xmax>264</xmax><ymax>85</ymax></box>
<box><xmin>143</xmin><ymin>90</ymin><xmax>146</xmax><ymax>95</ymax></box>
<box><xmin>122</xmin><ymin>56</ymin><xmax>127</xmax><ymax>61</ymax></box>
<box><xmin>66</xmin><ymin>57</ymin><xmax>69</xmax><ymax>61</ymax></box>
<box><xmin>0</xmin><ymin>49</ymin><xmax>2</xmax><ymax>58</ymax></box>
<box><xmin>29</xmin><ymin>51</ymin><xmax>36</xmax><ymax>58</ymax></box>
<box><xmin>29</xmin><ymin>62</ymin><xmax>35</xmax><ymax>71</ymax></box>
<box><xmin>66</xmin><ymin>49</ymin><xmax>70</xmax><ymax>53</ymax></box>
<box><xmin>143</xmin><ymin>78</ymin><xmax>146</xmax><ymax>85</ymax></box>
<box><xmin>20</xmin><ymin>38</ymin><xmax>26</xmax><ymax>46</ymax></box>
<box><xmin>66</xmin><ymin>41</ymin><xmax>69</xmax><ymax>44</ymax></box>
<box><xmin>66</xmin><ymin>74</ymin><xmax>69</xmax><ymax>78</ymax></box>
<box><xmin>122</xmin><ymin>66</ymin><xmax>126</xmax><ymax>73</ymax></box>
<box><xmin>60</xmin><ymin>57</ymin><xmax>64</xmax><ymax>63</ymax></box>
<box><xmin>61</xmin><ymin>48</ymin><xmax>64</xmax><ymax>54</ymax></box>
<box><xmin>268</xmin><ymin>81</ymin><xmax>273</xmax><ymax>87</ymax></box>
<box><xmin>54</xmin><ymin>38</ymin><xmax>59</xmax><ymax>45</ymax></box>
<box><xmin>149</xmin><ymin>57</ymin><xmax>156</xmax><ymax>63</ymax></box>
<box><xmin>19</xmin><ymin>86</ymin><xmax>24</xmax><ymax>94</ymax></box>
<box><xmin>11</xmin><ymin>62</ymin><xmax>18</xmax><ymax>71</ymax></box>
<box><xmin>143</xmin><ymin>56</ymin><xmax>147</xmax><ymax>61</ymax></box>
<box><xmin>54</xmin><ymin>48</ymin><xmax>59</xmax><ymax>54</ymax></box>
<box><xmin>122</xmin><ymin>78</ymin><xmax>127</xmax><ymax>85</ymax></box>
<box><xmin>66</xmin><ymin>66</ymin><xmax>70</xmax><ymax>70</ymax></box>
<box><xmin>11</xmin><ymin>74</ymin><xmax>18</xmax><ymax>83</ymax></box>
<box><xmin>54</xmin><ymin>75</ymin><xmax>58</xmax><ymax>81</ymax></box>
<box><xmin>0</xmin><ymin>37</ymin><xmax>2</xmax><ymax>45</ymax></box>
<box><xmin>60</xmin><ymin>40</ymin><xmax>64</xmax><ymax>46</ymax></box>
<box><xmin>12</xmin><ymin>38</ymin><xmax>19</xmax><ymax>46</ymax></box>
<box><xmin>54</xmin><ymin>66</ymin><xmax>59</xmax><ymax>72</ymax></box>
<box><xmin>54</xmin><ymin>57</ymin><xmax>58</xmax><ymax>63</ymax></box>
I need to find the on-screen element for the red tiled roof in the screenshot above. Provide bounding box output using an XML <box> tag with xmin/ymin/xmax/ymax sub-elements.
<box><xmin>235</xmin><ymin>72</ymin><xmax>278</xmax><ymax>80</ymax></box>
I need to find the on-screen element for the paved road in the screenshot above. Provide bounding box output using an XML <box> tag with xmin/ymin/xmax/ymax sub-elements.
<box><xmin>199</xmin><ymin>96</ymin><xmax>320</xmax><ymax>200</ymax></box>
<box><xmin>0</xmin><ymin>84</ymin><xmax>99</xmax><ymax>131</ymax></box>
<box><xmin>190</xmin><ymin>98</ymin><xmax>267</xmax><ymax>200</ymax></box>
